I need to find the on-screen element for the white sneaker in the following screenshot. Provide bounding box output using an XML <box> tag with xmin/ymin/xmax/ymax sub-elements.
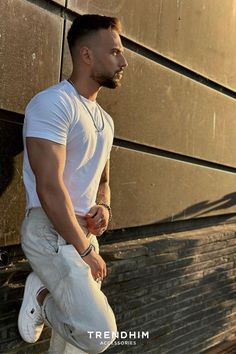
<box><xmin>18</xmin><ymin>272</ymin><xmax>46</xmax><ymax>343</ymax></box>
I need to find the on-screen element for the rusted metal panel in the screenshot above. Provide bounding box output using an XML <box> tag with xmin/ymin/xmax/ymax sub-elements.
<box><xmin>99</xmin><ymin>50</ymin><xmax>236</xmax><ymax>168</ymax></box>
<box><xmin>49</xmin><ymin>0</ymin><xmax>65</xmax><ymax>5</ymax></box>
<box><xmin>67</xmin><ymin>0</ymin><xmax>236</xmax><ymax>91</ymax></box>
<box><xmin>61</xmin><ymin>20</ymin><xmax>73</xmax><ymax>81</ymax></box>
<box><xmin>3</xmin><ymin>139</ymin><xmax>236</xmax><ymax>242</ymax></box>
<box><xmin>0</xmin><ymin>119</ymin><xmax>25</xmax><ymax>247</ymax></box>
<box><xmin>0</xmin><ymin>0</ymin><xmax>63</xmax><ymax>114</ymax></box>
<box><xmin>109</xmin><ymin>146</ymin><xmax>236</xmax><ymax>229</ymax></box>
<box><xmin>62</xmin><ymin>39</ymin><xmax>236</xmax><ymax>168</ymax></box>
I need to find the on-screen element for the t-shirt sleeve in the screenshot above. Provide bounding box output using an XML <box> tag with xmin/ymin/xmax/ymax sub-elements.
<box><xmin>24</xmin><ymin>91</ymin><xmax>72</xmax><ymax>145</ymax></box>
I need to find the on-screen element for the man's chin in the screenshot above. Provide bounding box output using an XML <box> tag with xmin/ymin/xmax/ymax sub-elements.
<box><xmin>102</xmin><ymin>79</ymin><xmax>122</xmax><ymax>89</ymax></box>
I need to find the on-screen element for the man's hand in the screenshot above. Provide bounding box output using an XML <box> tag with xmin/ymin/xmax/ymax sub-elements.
<box><xmin>83</xmin><ymin>249</ymin><xmax>107</xmax><ymax>280</ymax></box>
<box><xmin>85</xmin><ymin>204</ymin><xmax>109</xmax><ymax>236</ymax></box>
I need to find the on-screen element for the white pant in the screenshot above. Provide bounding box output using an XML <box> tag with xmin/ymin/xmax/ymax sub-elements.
<box><xmin>21</xmin><ymin>208</ymin><xmax>117</xmax><ymax>354</ymax></box>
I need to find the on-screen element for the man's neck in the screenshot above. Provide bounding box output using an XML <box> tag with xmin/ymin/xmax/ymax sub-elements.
<box><xmin>68</xmin><ymin>74</ymin><xmax>101</xmax><ymax>102</ymax></box>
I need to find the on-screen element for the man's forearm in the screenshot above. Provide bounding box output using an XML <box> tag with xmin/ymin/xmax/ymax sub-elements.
<box><xmin>37</xmin><ymin>181</ymin><xmax>90</xmax><ymax>254</ymax></box>
<box><xmin>96</xmin><ymin>182</ymin><xmax>111</xmax><ymax>205</ymax></box>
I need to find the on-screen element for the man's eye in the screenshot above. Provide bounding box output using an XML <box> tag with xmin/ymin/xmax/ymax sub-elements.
<box><xmin>112</xmin><ymin>51</ymin><xmax>119</xmax><ymax>56</ymax></box>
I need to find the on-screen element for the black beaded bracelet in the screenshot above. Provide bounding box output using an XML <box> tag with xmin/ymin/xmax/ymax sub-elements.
<box><xmin>97</xmin><ymin>203</ymin><xmax>112</xmax><ymax>222</ymax></box>
<box><xmin>80</xmin><ymin>244</ymin><xmax>95</xmax><ymax>258</ymax></box>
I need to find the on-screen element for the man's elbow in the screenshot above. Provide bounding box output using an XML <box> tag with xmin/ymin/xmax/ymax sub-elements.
<box><xmin>35</xmin><ymin>178</ymin><xmax>63</xmax><ymax>200</ymax></box>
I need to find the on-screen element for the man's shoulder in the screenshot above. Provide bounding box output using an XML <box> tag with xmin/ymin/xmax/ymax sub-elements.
<box><xmin>26</xmin><ymin>80</ymin><xmax>72</xmax><ymax>110</ymax></box>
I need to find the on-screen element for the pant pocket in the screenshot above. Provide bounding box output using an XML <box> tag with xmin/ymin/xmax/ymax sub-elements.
<box><xmin>38</xmin><ymin>224</ymin><xmax>61</xmax><ymax>254</ymax></box>
<box><xmin>59</xmin><ymin>244</ymin><xmax>91</xmax><ymax>271</ymax></box>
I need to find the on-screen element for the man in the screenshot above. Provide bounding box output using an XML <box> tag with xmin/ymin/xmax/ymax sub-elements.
<box><xmin>18</xmin><ymin>14</ymin><xmax>128</xmax><ymax>354</ymax></box>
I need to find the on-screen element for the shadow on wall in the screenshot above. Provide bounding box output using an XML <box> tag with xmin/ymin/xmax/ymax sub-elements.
<box><xmin>103</xmin><ymin>192</ymin><xmax>236</xmax><ymax>245</ymax></box>
<box><xmin>0</xmin><ymin>109</ymin><xmax>24</xmax><ymax>254</ymax></box>
<box><xmin>0</xmin><ymin>109</ymin><xmax>23</xmax><ymax>197</ymax></box>
<box><xmin>158</xmin><ymin>192</ymin><xmax>236</xmax><ymax>224</ymax></box>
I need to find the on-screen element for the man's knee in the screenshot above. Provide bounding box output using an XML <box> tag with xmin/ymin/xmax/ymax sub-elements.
<box><xmin>88</xmin><ymin>311</ymin><xmax>117</xmax><ymax>352</ymax></box>
<box><xmin>86</xmin><ymin>329</ymin><xmax>117</xmax><ymax>353</ymax></box>
<box><xmin>73</xmin><ymin>311</ymin><xmax>117</xmax><ymax>353</ymax></box>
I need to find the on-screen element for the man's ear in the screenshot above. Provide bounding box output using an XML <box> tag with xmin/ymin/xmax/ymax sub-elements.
<box><xmin>79</xmin><ymin>46</ymin><xmax>93</xmax><ymax>65</ymax></box>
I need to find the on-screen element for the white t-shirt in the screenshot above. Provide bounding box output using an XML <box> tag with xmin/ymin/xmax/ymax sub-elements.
<box><xmin>23</xmin><ymin>80</ymin><xmax>114</xmax><ymax>216</ymax></box>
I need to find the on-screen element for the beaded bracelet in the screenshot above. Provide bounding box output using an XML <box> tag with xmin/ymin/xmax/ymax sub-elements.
<box><xmin>80</xmin><ymin>244</ymin><xmax>95</xmax><ymax>258</ymax></box>
<box><xmin>97</xmin><ymin>203</ymin><xmax>112</xmax><ymax>222</ymax></box>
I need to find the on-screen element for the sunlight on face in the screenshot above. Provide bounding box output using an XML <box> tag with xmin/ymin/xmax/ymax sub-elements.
<box><xmin>90</xmin><ymin>29</ymin><xmax>128</xmax><ymax>89</ymax></box>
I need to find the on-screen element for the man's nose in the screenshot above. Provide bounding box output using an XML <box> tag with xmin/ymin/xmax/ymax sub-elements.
<box><xmin>120</xmin><ymin>54</ymin><xmax>128</xmax><ymax>68</ymax></box>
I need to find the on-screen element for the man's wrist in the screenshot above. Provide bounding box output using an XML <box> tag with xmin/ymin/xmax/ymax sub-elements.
<box><xmin>80</xmin><ymin>244</ymin><xmax>95</xmax><ymax>257</ymax></box>
<box><xmin>97</xmin><ymin>202</ymin><xmax>112</xmax><ymax>222</ymax></box>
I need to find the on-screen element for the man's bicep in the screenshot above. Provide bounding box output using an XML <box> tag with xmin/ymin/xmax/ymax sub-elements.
<box><xmin>26</xmin><ymin>137</ymin><xmax>66</xmax><ymax>183</ymax></box>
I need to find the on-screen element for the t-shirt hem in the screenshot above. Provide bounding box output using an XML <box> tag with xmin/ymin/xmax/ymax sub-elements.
<box><xmin>25</xmin><ymin>204</ymin><xmax>89</xmax><ymax>217</ymax></box>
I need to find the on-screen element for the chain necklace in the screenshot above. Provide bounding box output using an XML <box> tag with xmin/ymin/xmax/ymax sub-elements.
<box><xmin>68</xmin><ymin>79</ymin><xmax>105</xmax><ymax>132</ymax></box>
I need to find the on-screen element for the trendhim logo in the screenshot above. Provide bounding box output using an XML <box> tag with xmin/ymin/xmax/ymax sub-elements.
<box><xmin>87</xmin><ymin>331</ymin><xmax>149</xmax><ymax>346</ymax></box>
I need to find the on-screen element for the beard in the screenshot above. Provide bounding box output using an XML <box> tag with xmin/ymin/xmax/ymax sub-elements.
<box><xmin>91</xmin><ymin>70</ymin><xmax>123</xmax><ymax>89</ymax></box>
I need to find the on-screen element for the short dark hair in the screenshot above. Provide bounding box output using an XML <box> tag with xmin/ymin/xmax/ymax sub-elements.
<box><xmin>67</xmin><ymin>14</ymin><xmax>121</xmax><ymax>55</ymax></box>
